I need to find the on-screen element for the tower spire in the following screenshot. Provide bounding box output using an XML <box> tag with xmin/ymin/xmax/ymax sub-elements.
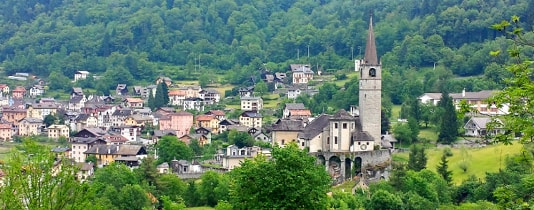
<box><xmin>363</xmin><ymin>14</ymin><xmax>378</xmax><ymax>65</ymax></box>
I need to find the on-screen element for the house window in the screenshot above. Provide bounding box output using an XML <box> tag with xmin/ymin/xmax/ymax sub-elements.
<box><xmin>334</xmin><ymin>137</ymin><xmax>338</xmax><ymax>144</ymax></box>
<box><xmin>343</xmin><ymin>123</ymin><xmax>347</xmax><ymax>129</ymax></box>
<box><xmin>281</xmin><ymin>140</ymin><xmax>285</xmax><ymax>145</ymax></box>
<box><xmin>301</xmin><ymin>141</ymin><xmax>304</xmax><ymax>147</ymax></box>
<box><xmin>327</xmin><ymin>137</ymin><xmax>330</xmax><ymax>144</ymax></box>
<box><xmin>334</xmin><ymin>123</ymin><xmax>338</xmax><ymax>129</ymax></box>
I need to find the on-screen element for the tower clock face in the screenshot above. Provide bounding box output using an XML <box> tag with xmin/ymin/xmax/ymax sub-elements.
<box><xmin>360</xmin><ymin>144</ymin><xmax>367</xmax><ymax>150</ymax></box>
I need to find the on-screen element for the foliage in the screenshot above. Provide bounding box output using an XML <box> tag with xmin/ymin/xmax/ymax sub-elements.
<box><xmin>227</xmin><ymin>129</ymin><xmax>254</xmax><ymax>148</ymax></box>
<box><xmin>368</xmin><ymin>189</ymin><xmax>404</xmax><ymax>210</ymax></box>
<box><xmin>229</xmin><ymin>143</ymin><xmax>330</xmax><ymax>209</ymax></box>
<box><xmin>43</xmin><ymin>113</ymin><xmax>57</xmax><ymax>127</ymax></box>
<box><xmin>490</xmin><ymin>16</ymin><xmax>534</xmax><ymax>144</ymax></box>
<box><xmin>156</xmin><ymin>135</ymin><xmax>193</xmax><ymax>164</ymax></box>
<box><xmin>408</xmin><ymin>144</ymin><xmax>427</xmax><ymax>171</ymax></box>
<box><xmin>0</xmin><ymin>139</ymin><xmax>86</xmax><ymax>209</ymax></box>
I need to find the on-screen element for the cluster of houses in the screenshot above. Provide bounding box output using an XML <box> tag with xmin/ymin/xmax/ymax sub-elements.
<box><xmin>418</xmin><ymin>89</ymin><xmax>508</xmax><ymax>138</ymax></box>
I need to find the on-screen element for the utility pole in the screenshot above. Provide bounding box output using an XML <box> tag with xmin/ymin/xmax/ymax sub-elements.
<box><xmin>307</xmin><ymin>44</ymin><xmax>310</xmax><ymax>59</ymax></box>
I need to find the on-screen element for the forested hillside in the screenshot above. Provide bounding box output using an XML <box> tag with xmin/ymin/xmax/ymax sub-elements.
<box><xmin>0</xmin><ymin>0</ymin><xmax>533</xmax><ymax>103</ymax></box>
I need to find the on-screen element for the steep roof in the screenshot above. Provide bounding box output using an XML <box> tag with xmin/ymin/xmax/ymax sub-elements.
<box><xmin>284</xmin><ymin>103</ymin><xmax>306</xmax><ymax>110</ymax></box>
<box><xmin>297</xmin><ymin>114</ymin><xmax>330</xmax><ymax>139</ymax></box>
<box><xmin>363</xmin><ymin>16</ymin><xmax>378</xmax><ymax>65</ymax></box>
<box><xmin>271</xmin><ymin>119</ymin><xmax>304</xmax><ymax>131</ymax></box>
<box><xmin>331</xmin><ymin>109</ymin><xmax>355</xmax><ymax>120</ymax></box>
<box><xmin>363</xmin><ymin>15</ymin><xmax>378</xmax><ymax>65</ymax></box>
<box><xmin>196</xmin><ymin>114</ymin><xmax>215</xmax><ymax>121</ymax></box>
<box><xmin>241</xmin><ymin>111</ymin><xmax>262</xmax><ymax>118</ymax></box>
<box><xmin>352</xmin><ymin>131</ymin><xmax>374</xmax><ymax>142</ymax></box>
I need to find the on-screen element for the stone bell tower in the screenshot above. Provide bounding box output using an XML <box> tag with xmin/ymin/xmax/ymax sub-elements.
<box><xmin>358</xmin><ymin>15</ymin><xmax>382</xmax><ymax>146</ymax></box>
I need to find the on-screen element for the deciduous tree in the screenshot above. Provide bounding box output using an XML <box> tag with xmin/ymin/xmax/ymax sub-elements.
<box><xmin>229</xmin><ymin>143</ymin><xmax>330</xmax><ymax>209</ymax></box>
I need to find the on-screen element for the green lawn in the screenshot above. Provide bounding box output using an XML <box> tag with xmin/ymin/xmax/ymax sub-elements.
<box><xmin>391</xmin><ymin>105</ymin><xmax>401</xmax><ymax>120</ymax></box>
<box><xmin>394</xmin><ymin>143</ymin><xmax>524</xmax><ymax>185</ymax></box>
<box><xmin>418</xmin><ymin>127</ymin><xmax>438</xmax><ymax>142</ymax></box>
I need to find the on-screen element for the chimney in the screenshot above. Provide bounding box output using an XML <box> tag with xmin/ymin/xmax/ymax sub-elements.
<box><xmin>462</xmin><ymin>88</ymin><xmax>466</xmax><ymax>97</ymax></box>
<box><xmin>116</xmin><ymin>145</ymin><xmax>119</xmax><ymax>152</ymax></box>
<box><xmin>108</xmin><ymin>147</ymin><xmax>111</xmax><ymax>154</ymax></box>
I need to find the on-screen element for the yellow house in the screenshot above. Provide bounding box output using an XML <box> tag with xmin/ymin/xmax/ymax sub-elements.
<box><xmin>84</xmin><ymin>145</ymin><xmax>148</xmax><ymax>166</ymax></box>
<box><xmin>195</xmin><ymin>114</ymin><xmax>220</xmax><ymax>133</ymax></box>
<box><xmin>0</xmin><ymin>123</ymin><xmax>12</xmax><ymax>141</ymax></box>
<box><xmin>26</xmin><ymin>103</ymin><xmax>59</xmax><ymax>120</ymax></box>
<box><xmin>48</xmin><ymin>124</ymin><xmax>70</xmax><ymax>139</ymax></box>
<box><xmin>18</xmin><ymin>118</ymin><xmax>43</xmax><ymax>136</ymax></box>
<box><xmin>271</xmin><ymin>119</ymin><xmax>304</xmax><ymax>147</ymax></box>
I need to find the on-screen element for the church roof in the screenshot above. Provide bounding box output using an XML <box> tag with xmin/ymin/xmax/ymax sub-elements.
<box><xmin>331</xmin><ymin>109</ymin><xmax>355</xmax><ymax>120</ymax></box>
<box><xmin>298</xmin><ymin>114</ymin><xmax>330</xmax><ymax>140</ymax></box>
<box><xmin>363</xmin><ymin>15</ymin><xmax>378</xmax><ymax>65</ymax></box>
<box><xmin>352</xmin><ymin>131</ymin><xmax>374</xmax><ymax>142</ymax></box>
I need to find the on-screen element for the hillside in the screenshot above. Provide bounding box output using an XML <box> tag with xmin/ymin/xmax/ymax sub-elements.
<box><xmin>0</xmin><ymin>1</ymin><xmax>532</xmax><ymax>105</ymax></box>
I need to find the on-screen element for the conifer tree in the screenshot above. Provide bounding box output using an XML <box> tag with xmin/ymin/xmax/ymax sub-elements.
<box><xmin>436</xmin><ymin>152</ymin><xmax>453</xmax><ymax>184</ymax></box>
<box><xmin>147</xmin><ymin>92</ymin><xmax>155</xmax><ymax>110</ymax></box>
<box><xmin>408</xmin><ymin>144</ymin><xmax>427</xmax><ymax>171</ymax></box>
<box><xmin>438</xmin><ymin>90</ymin><xmax>458</xmax><ymax>144</ymax></box>
<box><xmin>161</xmin><ymin>82</ymin><xmax>169</xmax><ymax>105</ymax></box>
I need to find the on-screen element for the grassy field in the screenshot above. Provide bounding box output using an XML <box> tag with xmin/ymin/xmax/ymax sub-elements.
<box><xmin>390</xmin><ymin>105</ymin><xmax>401</xmax><ymax>120</ymax></box>
<box><xmin>418</xmin><ymin>127</ymin><xmax>438</xmax><ymax>142</ymax></box>
<box><xmin>394</xmin><ymin>143</ymin><xmax>524</xmax><ymax>184</ymax></box>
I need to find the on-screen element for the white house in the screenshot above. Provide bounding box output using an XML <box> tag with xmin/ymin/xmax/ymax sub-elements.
<box><xmin>464</xmin><ymin>117</ymin><xmax>505</xmax><ymax>137</ymax></box>
<box><xmin>74</xmin><ymin>71</ymin><xmax>90</xmax><ymax>82</ymax></box>
<box><xmin>29</xmin><ymin>85</ymin><xmax>45</xmax><ymax>97</ymax></box>
<box><xmin>240</xmin><ymin>96</ymin><xmax>263</xmax><ymax>111</ymax></box>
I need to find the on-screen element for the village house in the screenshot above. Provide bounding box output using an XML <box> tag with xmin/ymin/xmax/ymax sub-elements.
<box><xmin>156</xmin><ymin>76</ymin><xmax>172</xmax><ymax>86</ymax></box>
<box><xmin>0</xmin><ymin>123</ymin><xmax>12</xmax><ymax>141</ymax></box>
<box><xmin>71</xmin><ymin>128</ymin><xmax>108</xmax><ymax>162</ymax></box>
<box><xmin>168</xmin><ymin>90</ymin><xmax>186</xmax><ymax>106</ymax></box>
<box><xmin>193</xmin><ymin>127</ymin><xmax>212</xmax><ymax>145</ymax></box>
<box><xmin>12</xmin><ymin>86</ymin><xmax>26</xmax><ymax>99</ymax></box>
<box><xmin>283</xmin><ymin>103</ymin><xmax>308</xmax><ymax>118</ymax></box>
<box><xmin>110</xmin><ymin>125</ymin><xmax>141</xmax><ymax>142</ymax></box>
<box><xmin>47</xmin><ymin>124</ymin><xmax>70</xmax><ymax>139</ymax></box>
<box><xmin>144</xmin><ymin>85</ymin><xmax>157</xmax><ymax>98</ymax></box>
<box><xmin>204</xmin><ymin>110</ymin><xmax>226</xmax><ymax>121</ymax></box>
<box><xmin>124</xmin><ymin>97</ymin><xmax>144</xmax><ymax>108</ymax></box>
<box><xmin>103</xmin><ymin>134</ymin><xmax>129</xmax><ymax>145</ymax></box>
<box><xmin>158</xmin><ymin>111</ymin><xmax>194</xmax><ymax>137</ymax></box>
<box><xmin>1</xmin><ymin>106</ymin><xmax>27</xmax><ymax>125</ymax></box>
<box><xmin>238</xmin><ymin>86</ymin><xmax>254</xmax><ymax>97</ymax></box>
<box><xmin>111</xmin><ymin>108</ymin><xmax>134</xmax><ymax>127</ymax></box>
<box><xmin>0</xmin><ymin>84</ymin><xmax>10</xmax><ymax>94</ymax></box>
<box><xmin>72</xmin><ymin>114</ymin><xmax>98</xmax><ymax>132</ymax></box>
<box><xmin>124</xmin><ymin>114</ymin><xmax>153</xmax><ymax>127</ymax></box>
<box><xmin>74</xmin><ymin>71</ymin><xmax>90</xmax><ymax>82</ymax></box>
<box><xmin>84</xmin><ymin>144</ymin><xmax>147</xmax><ymax>167</ymax></box>
<box><xmin>464</xmin><ymin>117</ymin><xmax>505</xmax><ymax>137</ymax></box>
<box><xmin>218</xmin><ymin>119</ymin><xmax>239</xmax><ymax>134</ymax></box>
<box><xmin>116</xmin><ymin>84</ymin><xmax>128</xmax><ymax>96</ymax></box>
<box><xmin>240</xmin><ymin>96</ymin><xmax>263</xmax><ymax>111</ymax></box>
<box><xmin>183</xmin><ymin>97</ymin><xmax>205</xmax><ymax>111</ymax></box>
<box><xmin>418</xmin><ymin>89</ymin><xmax>508</xmax><ymax>115</ymax></box>
<box><xmin>178</xmin><ymin>85</ymin><xmax>202</xmax><ymax>98</ymax></box>
<box><xmin>152</xmin><ymin>130</ymin><xmax>176</xmax><ymax>144</ymax></box>
<box><xmin>290</xmin><ymin>64</ymin><xmax>314</xmax><ymax>84</ymax></box>
<box><xmin>29</xmin><ymin>85</ymin><xmax>45</xmax><ymax>97</ymax></box>
<box><xmin>131</xmin><ymin>86</ymin><xmax>145</xmax><ymax>97</ymax></box>
<box><xmin>221</xmin><ymin>145</ymin><xmax>271</xmax><ymax>170</ymax></box>
<box><xmin>287</xmin><ymin>87</ymin><xmax>302</xmax><ymax>99</ymax></box>
<box><xmin>68</xmin><ymin>95</ymin><xmax>87</xmax><ymax>112</ymax></box>
<box><xmin>26</xmin><ymin>103</ymin><xmax>59</xmax><ymax>120</ymax></box>
<box><xmin>71</xmin><ymin>87</ymin><xmax>84</xmax><ymax>97</ymax></box>
<box><xmin>271</xmin><ymin>119</ymin><xmax>305</xmax><ymax>146</ymax></box>
<box><xmin>196</xmin><ymin>114</ymin><xmax>220</xmax><ymax>134</ymax></box>
<box><xmin>76</xmin><ymin>162</ymin><xmax>94</xmax><ymax>182</ymax></box>
<box><xmin>239</xmin><ymin>111</ymin><xmax>262</xmax><ymax>128</ymax></box>
<box><xmin>157</xmin><ymin>162</ymin><xmax>170</xmax><ymax>174</ymax></box>
<box><xmin>18</xmin><ymin>118</ymin><xmax>43</xmax><ymax>136</ymax></box>
<box><xmin>97</xmin><ymin>105</ymin><xmax>116</xmax><ymax>129</ymax></box>
<box><xmin>199</xmin><ymin>89</ymin><xmax>221</xmax><ymax>104</ymax></box>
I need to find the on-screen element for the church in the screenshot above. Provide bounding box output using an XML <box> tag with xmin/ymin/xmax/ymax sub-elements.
<box><xmin>294</xmin><ymin>16</ymin><xmax>391</xmax><ymax>183</ymax></box>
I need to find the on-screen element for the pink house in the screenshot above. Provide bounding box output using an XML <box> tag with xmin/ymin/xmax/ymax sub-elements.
<box><xmin>159</xmin><ymin>111</ymin><xmax>193</xmax><ymax>137</ymax></box>
<box><xmin>12</xmin><ymin>86</ymin><xmax>26</xmax><ymax>99</ymax></box>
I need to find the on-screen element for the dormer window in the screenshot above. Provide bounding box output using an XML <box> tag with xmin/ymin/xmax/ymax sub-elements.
<box><xmin>369</xmin><ymin>68</ymin><xmax>376</xmax><ymax>77</ymax></box>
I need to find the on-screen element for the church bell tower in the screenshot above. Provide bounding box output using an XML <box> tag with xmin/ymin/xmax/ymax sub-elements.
<box><xmin>359</xmin><ymin>15</ymin><xmax>382</xmax><ymax>146</ymax></box>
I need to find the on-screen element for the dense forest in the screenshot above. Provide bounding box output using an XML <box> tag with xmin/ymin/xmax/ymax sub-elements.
<box><xmin>0</xmin><ymin>0</ymin><xmax>533</xmax><ymax>103</ymax></box>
